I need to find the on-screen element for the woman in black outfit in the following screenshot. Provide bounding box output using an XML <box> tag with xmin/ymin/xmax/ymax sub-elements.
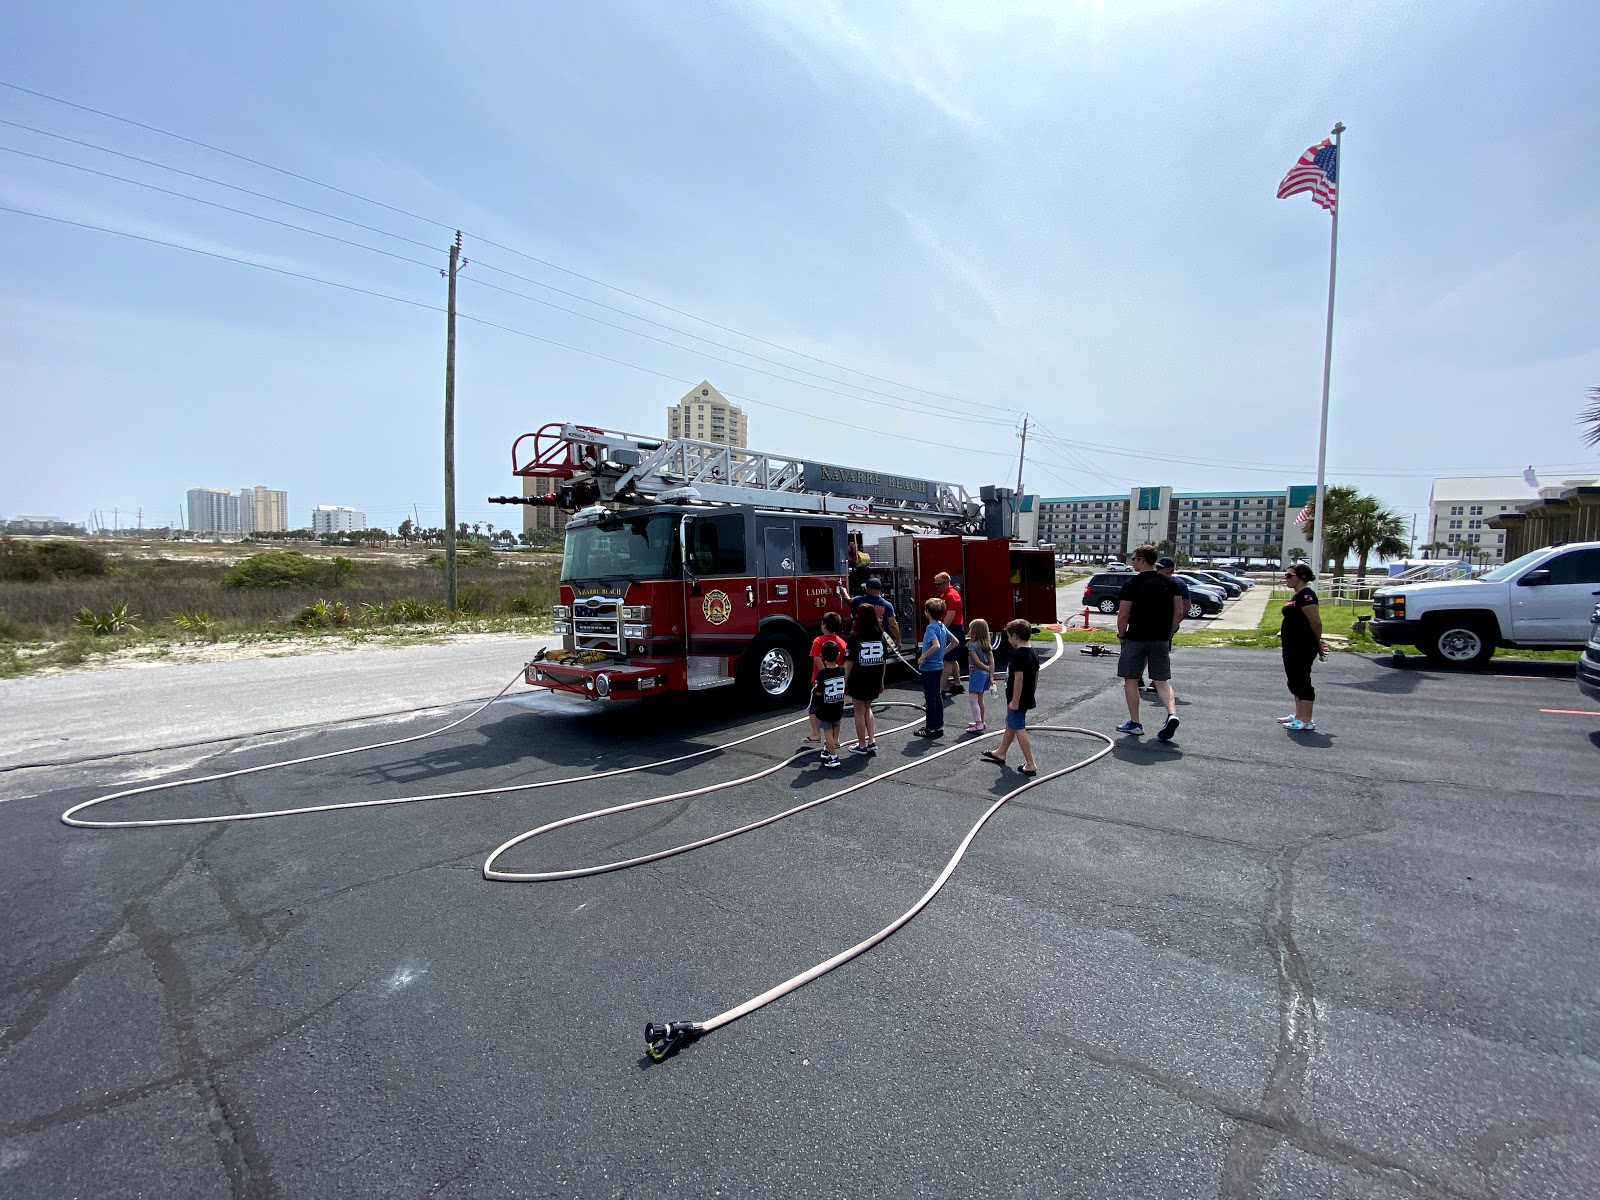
<box><xmin>1278</xmin><ymin>563</ymin><xmax>1325</xmax><ymax>732</ymax></box>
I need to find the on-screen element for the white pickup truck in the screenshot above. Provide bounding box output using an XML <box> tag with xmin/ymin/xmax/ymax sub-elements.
<box><xmin>1369</xmin><ymin>541</ymin><xmax>1600</xmax><ymax>666</ymax></box>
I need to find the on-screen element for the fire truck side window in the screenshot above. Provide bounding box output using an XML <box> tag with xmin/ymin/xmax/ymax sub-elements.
<box><xmin>799</xmin><ymin>524</ymin><xmax>839</xmax><ymax>573</ymax></box>
<box><xmin>689</xmin><ymin>514</ymin><xmax>747</xmax><ymax>575</ymax></box>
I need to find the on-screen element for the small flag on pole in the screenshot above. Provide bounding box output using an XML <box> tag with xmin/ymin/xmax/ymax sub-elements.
<box><xmin>1294</xmin><ymin>500</ymin><xmax>1314</xmax><ymax>527</ymax></box>
<box><xmin>1277</xmin><ymin>139</ymin><xmax>1339</xmax><ymax>211</ymax></box>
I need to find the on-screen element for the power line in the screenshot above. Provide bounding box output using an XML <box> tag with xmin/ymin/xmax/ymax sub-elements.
<box><xmin>0</xmin><ymin>204</ymin><xmax>445</xmax><ymax>312</ymax></box>
<box><xmin>0</xmin><ymin>143</ymin><xmax>442</xmax><ymax>271</ymax></box>
<box><xmin>0</xmin><ymin>80</ymin><xmax>1018</xmax><ymax>418</ymax></box>
<box><xmin>0</xmin><ymin>203</ymin><xmax>1014</xmax><ymax>460</ymax></box>
<box><xmin>2</xmin><ymin>114</ymin><xmax>1013</xmax><ymax>427</ymax></box>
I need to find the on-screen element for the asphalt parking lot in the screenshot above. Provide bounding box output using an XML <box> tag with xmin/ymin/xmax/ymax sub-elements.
<box><xmin>1</xmin><ymin>647</ymin><xmax>1597</xmax><ymax>1199</ymax></box>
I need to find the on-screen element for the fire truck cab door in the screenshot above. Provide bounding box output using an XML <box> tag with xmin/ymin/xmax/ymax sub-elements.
<box><xmin>758</xmin><ymin>517</ymin><xmax>799</xmax><ymax>622</ymax></box>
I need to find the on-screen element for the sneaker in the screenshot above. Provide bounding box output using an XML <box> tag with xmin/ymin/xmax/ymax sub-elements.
<box><xmin>822</xmin><ymin>754</ymin><xmax>842</xmax><ymax>769</ymax></box>
<box><xmin>1275</xmin><ymin>714</ymin><xmax>1296</xmax><ymax>725</ymax></box>
<box><xmin>1285</xmin><ymin>718</ymin><xmax>1317</xmax><ymax>732</ymax></box>
<box><xmin>864</xmin><ymin>741</ymin><xmax>878</xmax><ymax>754</ymax></box>
<box><xmin>849</xmin><ymin>744</ymin><xmax>873</xmax><ymax>756</ymax></box>
<box><xmin>913</xmin><ymin>728</ymin><xmax>934</xmax><ymax>738</ymax></box>
<box><xmin>927</xmin><ymin>727</ymin><xmax>944</xmax><ymax>738</ymax></box>
<box><xmin>1115</xmin><ymin>721</ymin><xmax>1144</xmax><ymax>735</ymax></box>
<box><xmin>1157</xmin><ymin>714</ymin><xmax>1180</xmax><ymax>742</ymax></box>
<box><xmin>964</xmin><ymin>722</ymin><xmax>985</xmax><ymax>734</ymax></box>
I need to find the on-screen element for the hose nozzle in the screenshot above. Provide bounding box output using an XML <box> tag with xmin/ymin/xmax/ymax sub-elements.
<box><xmin>644</xmin><ymin>1020</ymin><xmax>702</xmax><ymax>1061</ymax></box>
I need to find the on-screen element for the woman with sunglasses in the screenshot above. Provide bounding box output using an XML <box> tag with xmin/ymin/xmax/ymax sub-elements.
<box><xmin>1278</xmin><ymin>563</ymin><xmax>1326</xmax><ymax>732</ymax></box>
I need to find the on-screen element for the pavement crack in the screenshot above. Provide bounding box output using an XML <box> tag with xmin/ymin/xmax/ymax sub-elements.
<box><xmin>126</xmin><ymin>899</ymin><xmax>277</xmax><ymax>1200</ymax></box>
<box><xmin>1219</xmin><ymin>782</ymin><xmax>1391</xmax><ymax>1200</ymax></box>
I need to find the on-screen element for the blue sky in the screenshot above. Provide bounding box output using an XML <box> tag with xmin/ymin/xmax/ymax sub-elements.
<box><xmin>2</xmin><ymin>0</ymin><xmax>1596</xmax><ymax>534</ymax></box>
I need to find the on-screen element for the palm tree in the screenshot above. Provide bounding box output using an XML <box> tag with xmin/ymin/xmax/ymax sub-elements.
<box><xmin>1298</xmin><ymin>484</ymin><xmax>1363</xmax><ymax>577</ymax></box>
<box><xmin>1419</xmin><ymin>540</ymin><xmax>1450</xmax><ymax>560</ymax></box>
<box><xmin>1342</xmin><ymin>499</ymin><xmax>1410</xmax><ymax>580</ymax></box>
<box><xmin>1198</xmin><ymin>540</ymin><xmax>1219</xmax><ymax>564</ymax></box>
<box><xmin>1581</xmin><ymin>386</ymin><xmax>1600</xmax><ymax>448</ymax></box>
<box><xmin>1260</xmin><ymin>542</ymin><xmax>1282</xmax><ymax>567</ymax></box>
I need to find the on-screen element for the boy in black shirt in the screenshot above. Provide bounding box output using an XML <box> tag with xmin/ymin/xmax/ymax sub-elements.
<box><xmin>981</xmin><ymin>619</ymin><xmax>1039</xmax><ymax>776</ymax></box>
<box><xmin>812</xmin><ymin>642</ymin><xmax>847</xmax><ymax>768</ymax></box>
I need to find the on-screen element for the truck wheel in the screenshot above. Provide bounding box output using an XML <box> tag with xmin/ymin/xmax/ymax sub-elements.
<box><xmin>1097</xmin><ymin>598</ymin><xmax>1117</xmax><ymax>614</ymax></box>
<box><xmin>740</xmin><ymin>632</ymin><xmax>807</xmax><ymax>706</ymax></box>
<box><xmin>1186</xmin><ymin>601</ymin><xmax>1204</xmax><ymax>620</ymax></box>
<box><xmin>1421</xmin><ymin>620</ymin><xmax>1495</xmax><ymax>668</ymax></box>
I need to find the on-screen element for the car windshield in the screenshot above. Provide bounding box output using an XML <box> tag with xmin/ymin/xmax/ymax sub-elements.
<box><xmin>1479</xmin><ymin>549</ymin><xmax>1548</xmax><ymax>583</ymax></box>
<box><xmin>561</xmin><ymin>514</ymin><xmax>679</xmax><ymax>581</ymax></box>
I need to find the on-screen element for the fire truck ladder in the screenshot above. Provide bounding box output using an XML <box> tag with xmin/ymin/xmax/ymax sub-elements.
<box><xmin>493</xmin><ymin>423</ymin><xmax>981</xmax><ymax>531</ymax></box>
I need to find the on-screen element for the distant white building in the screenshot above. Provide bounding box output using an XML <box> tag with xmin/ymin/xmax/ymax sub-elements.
<box><xmin>667</xmin><ymin>381</ymin><xmax>747</xmax><ymax>447</ymax></box>
<box><xmin>311</xmin><ymin>505</ymin><xmax>366</xmax><ymax>534</ymax></box>
<box><xmin>186</xmin><ymin>488</ymin><xmax>240</xmax><ymax>534</ymax></box>
<box><xmin>1428</xmin><ymin>472</ymin><xmax>1598</xmax><ymax>561</ymax></box>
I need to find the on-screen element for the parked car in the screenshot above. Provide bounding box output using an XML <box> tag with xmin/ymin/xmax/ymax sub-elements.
<box><xmin>1209</xmin><ymin>569</ymin><xmax>1254</xmax><ymax>590</ymax></box>
<box><xmin>1371</xmin><ymin>541</ymin><xmax>1600</xmax><ymax>667</ymax></box>
<box><xmin>1175</xmin><ymin>573</ymin><xmax>1228</xmax><ymax>605</ymax></box>
<box><xmin>1103</xmin><ymin>561</ymin><xmax>1134</xmax><ymax>573</ymax></box>
<box><xmin>1579</xmin><ymin>601</ymin><xmax>1600</xmax><ymax>703</ymax></box>
<box><xmin>1083</xmin><ymin>572</ymin><xmax>1221</xmax><ymax>619</ymax></box>
<box><xmin>1187</xmin><ymin>570</ymin><xmax>1243</xmax><ymax>598</ymax></box>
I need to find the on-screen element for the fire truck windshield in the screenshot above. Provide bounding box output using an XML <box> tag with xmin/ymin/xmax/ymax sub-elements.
<box><xmin>561</xmin><ymin>514</ymin><xmax>680</xmax><ymax>582</ymax></box>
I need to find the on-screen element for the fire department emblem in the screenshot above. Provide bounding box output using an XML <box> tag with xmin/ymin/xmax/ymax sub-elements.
<box><xmin>701</xmin><ymin>589</ymin><xmax>733</xmax><ymax>625</ymax></box>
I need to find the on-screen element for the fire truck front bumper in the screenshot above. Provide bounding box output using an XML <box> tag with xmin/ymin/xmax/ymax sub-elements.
<box><xmin>526</xmin><ymin>654</ymin><xmax>671</xmax><ymax>699</ymax></box>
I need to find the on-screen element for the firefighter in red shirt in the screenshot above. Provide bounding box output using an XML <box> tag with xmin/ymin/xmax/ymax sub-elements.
<box><xmin>934</xmin><ymin>571</ymin><xmax>966</xmax><ymax>695</ymax></box>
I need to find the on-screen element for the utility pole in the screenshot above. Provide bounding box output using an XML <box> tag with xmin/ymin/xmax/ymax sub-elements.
<box><xmin>442</xmin><ymin>231</ymin><xmax>464</xmax><ymax>612</ymax></box>
<box><xmin>1012</xmin><ymin>414</ymin><xmax>1028</xmax><ymax>540</ymax></box>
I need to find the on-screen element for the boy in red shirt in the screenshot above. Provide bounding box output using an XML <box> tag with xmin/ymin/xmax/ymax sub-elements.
<box><xmin>806</xmin><ymin>611</ymin><xmax>848</xmax><ymax>744</ymax></box>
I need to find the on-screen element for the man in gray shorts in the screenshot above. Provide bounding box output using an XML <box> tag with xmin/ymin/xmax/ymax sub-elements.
<box><xmin>1114</xmin><ymin>545</ymin><xmax>1186</xmax><ymax>741</ymax></box>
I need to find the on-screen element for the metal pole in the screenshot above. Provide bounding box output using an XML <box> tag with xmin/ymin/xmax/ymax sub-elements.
<box><xmin>443</xmin><ymin>232</ymin><xmax>460</xmax><ymax>613</ymax></box>
<box><xmin>1309</xmin><ymin>122</ymin><xmax>1344</xmax><ymax>579</ymax></box>
<box><xmin>1012</xmin><ymin>414</ymin><xmax>1028</xmax><ymax>540</ymax></box>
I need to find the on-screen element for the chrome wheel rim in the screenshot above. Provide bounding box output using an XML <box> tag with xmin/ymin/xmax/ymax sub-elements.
<box><xmin>759</xmin><ymin>647</ymin><xmax>795</xmax><ymax>696</ymax></box>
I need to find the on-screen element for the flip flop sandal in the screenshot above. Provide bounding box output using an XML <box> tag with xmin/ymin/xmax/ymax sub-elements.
<box><xmin>980</xmin><ymin>751</ymin><xmax>1006</xmax><ymax>766</ymax></box>
<box><xmin>1017</xmin><ymin>766</ymin><xmax>1039</xmax><ymax>777</ymax></box>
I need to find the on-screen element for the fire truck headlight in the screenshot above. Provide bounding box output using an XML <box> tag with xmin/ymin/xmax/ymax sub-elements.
<box><xmin>552</xmin><ymin>604</ymin><xmax>572</xmax><ymax>635</ymax></box>
<box><xmin>622</xmin><ymin>605</ymin><xmax>651</xmax><ymax>622</ymax></box>
<box><xmin>623</xmin><ymin>623</ymin><xmax>651</xmax><ymax>638</ymax></box>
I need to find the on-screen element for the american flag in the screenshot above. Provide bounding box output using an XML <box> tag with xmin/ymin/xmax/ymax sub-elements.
<box><xmin>1277</xmin><ymin>139</ymin><xmax>1338</xmax><ymax>211</ymax></box>
<box><xmin>1294</xmin><ymin>500</ymin><xmax>1314</xmax><ymax>527</ymax></box>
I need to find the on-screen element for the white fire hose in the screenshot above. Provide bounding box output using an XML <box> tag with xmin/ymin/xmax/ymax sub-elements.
<box><xmin>60</xmin><ymin>632</ymin><xmax>1111</xmax><ymax>1060</ymax></box>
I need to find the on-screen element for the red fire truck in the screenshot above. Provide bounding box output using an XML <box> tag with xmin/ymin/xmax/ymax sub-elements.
<box><xmin>490</xmin><ymin>424</ymin><xmax>1056</xmax><ymax>704</ymax></box>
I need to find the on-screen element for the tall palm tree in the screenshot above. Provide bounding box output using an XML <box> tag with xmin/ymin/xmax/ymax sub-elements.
<box><xmin>1298</xmin><ymin>484</ymin><xmax>1363</xmax><ymax>577</ymax></box>
<box><xmin>1581</xmin><ymin>386</ymin><xmax>1600</xmax><ymax>448</ymax></box>
<box><xmin>1342</xmin><ymin>498</ymin><xmax>1411</xmax><ymax>579</ymax></box>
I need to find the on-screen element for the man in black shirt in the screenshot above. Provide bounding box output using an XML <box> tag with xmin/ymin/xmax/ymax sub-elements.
<box><xmin>1115</xmin><ymin>546</ymin><xmax>1186</xmax><ymax>741</ymax></box>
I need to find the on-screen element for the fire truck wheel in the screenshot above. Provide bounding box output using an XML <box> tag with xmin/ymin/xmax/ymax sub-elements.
<box><xmin>741</xmin><ymin>632</ymin><xmax>806</xmax><ymax>706</ymax></box>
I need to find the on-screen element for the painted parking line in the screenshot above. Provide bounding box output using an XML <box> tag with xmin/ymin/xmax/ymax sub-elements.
<box><xmin>1538</xmin><ymin>708</ymin><xmax>1600</xmax><ymax>716</ymax></box>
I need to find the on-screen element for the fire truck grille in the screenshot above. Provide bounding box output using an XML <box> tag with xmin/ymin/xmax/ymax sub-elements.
<box><xmin>572</xmin><ymin>598</ymin><xmax>622</xmax><ymax>654</ymax></box>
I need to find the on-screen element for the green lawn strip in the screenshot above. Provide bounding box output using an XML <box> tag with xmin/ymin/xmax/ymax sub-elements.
<box><xmin>1250</xmin><ymin>587</ymin><xmax>1578</xmax><ymax>663</ymax></box>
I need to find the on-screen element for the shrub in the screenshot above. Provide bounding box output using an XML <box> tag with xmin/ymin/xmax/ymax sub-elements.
<box><xmin>171</xmin><ymin>610</ymin><xmax>215</xmax><ymax>634</ymax></box>
<box><xmin>74</xmin><ymin>600</ymin><xmax>139</xmax><ymax>635</ymax></box>
<box><xmin>426</xmin><ymin>545</ymin><xmax>496</xmax><ymax>568</ymax></box>
<box><xmin>0</xmin><ymin>539</ymin><xmax>108</xmax><ymax>582</ymax></box>
<box><xmin>455</xmin><ymin>583</ymin><xmax>499</xmax><ymax>616</ymax></box>
<box><xmin>0</xmin><ymin>611</ymin><xmax>25</xmax><ymax>642</ymax></box>
<box><xmin>222</xmin><ymin>552</ymin><xmax>357</xmax><ymax>590</ymax></box>
<box><xmin>361</xmin><ymin>597</ymin><xmax>443</xmax><ymax>624</ymax></box>
<box><xmin>293</xmin><ymin>599</ymin><xmax>352</xmax><ymax>629</ymax></box>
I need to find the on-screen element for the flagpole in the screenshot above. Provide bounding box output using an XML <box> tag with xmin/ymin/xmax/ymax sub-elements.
<box><xmin>1309</xmin><ymin>121</ymin><xmax>1344</xmax><ymax>580</ymax></box>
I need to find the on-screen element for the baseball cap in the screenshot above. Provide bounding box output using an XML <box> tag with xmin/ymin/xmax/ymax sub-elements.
<box><xmin>864</xmin><ymin>576</ymin><xmax>883</xmax><ymax>589</ymax></box>
<box><xmin>1155</xmin><ymin>556</ymin><xmax>1176</xmax><ymax>569</ymax></box>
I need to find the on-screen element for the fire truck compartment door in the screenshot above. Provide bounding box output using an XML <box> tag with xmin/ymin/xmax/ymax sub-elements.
<box><xmin>759</xmin><ymin>518</ymin><xmax>799</xmax><ymax>621</ymax></box>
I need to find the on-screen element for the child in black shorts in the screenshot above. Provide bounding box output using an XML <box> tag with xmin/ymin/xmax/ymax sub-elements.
<box><xmin>812</xmin><ymin>642</ymin><xmax>847</xmax><ymax>768</ymax></box>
